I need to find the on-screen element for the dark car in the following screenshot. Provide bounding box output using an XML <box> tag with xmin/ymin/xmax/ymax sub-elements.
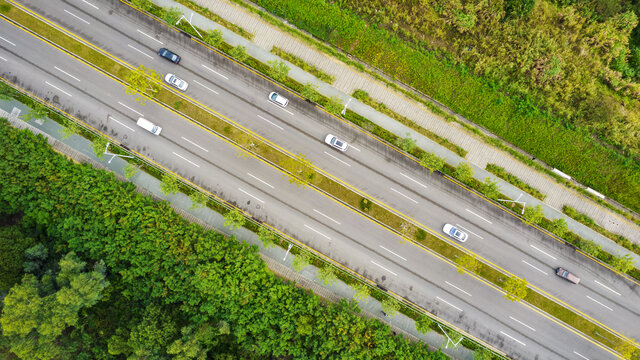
<box><xmin>158</xmin><ymin>48</ymin><xmax>180</xmax><ymax>64</ymax></box>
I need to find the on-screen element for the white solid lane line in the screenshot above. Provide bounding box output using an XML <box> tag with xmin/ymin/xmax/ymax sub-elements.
<box><xmin>379</xmin><ymin>245</ymin><xmax>407</xmax><ymax>261</ymax></box>
<box><xmin>304</xmin><ymin>224</ymin><xmax>331</xmax><ymax>240</ymax></box>
<box><xmin>137</xmin><ymin>29</ymin><xmax>163</xmax><ymax>44</ymax></box>
<box><xmin>348</xmin><ymin>144</ymin><xmax>361</xmax><ymax>152</ymax></box>
<box><xmin>0</xmin><ymin>36</ymin><xmax>16</xmax><ymax>46</ymax></box>
<box><xmin>257</xmin><ymin>114</ymin><xmax>283</xmax><ymax>130</ymax></box>
<box><xmin>390</xmin><ymin>187</ymin><xmax>418</xmax><ymax>204</ymax></box>
<box><xmin>0</xmin><ymin>56</ymin><xmax>7</xmax><ymax>62</ymax></box>
<box><xmin>324</xmin><ymin>151</ymin><xmax>351</xmax><ymax>167</ymax></box>
<box><xmin>82</xmin><ymin>0</ymin><xmax>99</xmax><ymax>10</ymax></box>
<box><xmin>508</xmin><ymin>316</ymin><xmax>536</xmax><ymax>332</ymax></box>
<box><xmin>521</xmin><ymin>260</ymin><xmax>548</xmax><ymax>275</ymax></box>
<box><xmin>201</xmin><ymin>64</ymin><xmax>229</xmax><ymax>79</ymax></box>
<box><xmin>573</xmin><ymin>351</ymin><xmax>590</xmax><ymax>360</ymax></box>
<box><xmin>454</xmin><ymin>224</ymin><xmax>483</xmax><ymax>239</ymax></box>
<box><xmin>585</xmin><ymin>295</ymin><xmax>613</xmax><ymax>311</ymax></box>
<box><xmin>445</xmin><ymin>281</ymin><xmax>472</xmax><ymax>297</ymax></box>
<box><xmin>500</xmin><ymin>331</ymin><xmax>526</xmax><ymax>346</ymax></box>
<box><xmin>108</xmin><ymin>116</ymin><xmax>135</xmax><ymax>131</ymax></box>
<box><xmin>54</xmin><ymin>66</ymin><xmax>81</xmax><ymax>82</ymax></box>
<box><xmin>465</xmin><ymin>208</ymin><xmax>492</xmax><ymax>224</ymax></box>
<box><xmin>64</xmin><ymin>9</ymin><xmax>90</xmax><ymax>24</ymax></box>
<box><xmin>238</xmin><ymin>188</ymin><xmax>265</xmax><ymax>203</ymax></box>
<box><xmin>370</xmin><ymin>260</ymin><xmax>398</xmax><ymax>276</ymax></box>
<box><xmin>128</xmin><ymin>44</ymin><xmax>153</xmax><ymax>59</ymax></box>
<box><xmin>400</xmin><ymin>172</ymin><xmax>427</xmax><ymax>188</ymax></box>
<box><xmin>192</xmin><ymin>79</ymin><xmax>219</xmax><ymax>95</ymax></box>
<box><xmin>594</xmin><ymin>280</ymin><xmax>621</xmax><ymax>296</ymax></box>
<box><xmin>172</xmin><ymin>152</ymin><xmax>200</xmax><ymax>168</ymax></box>
<box><xmin>181</xmin><ymin>136</ymin><xmax>209</xmax><ymax>152</ymax></box>
<box><xmin>529</xmin><ymin>244</ymin><xmax>557</xmax><ymax>260</ymax></box>
<box><xmin>247</xmin><ymin>173</ymin><xmax>275</xmax><ymax>189</ymax></box>
<box><xmin>313</xmin><ymin>209</ymin><xmax>341</xmax><ymax>225</ymax></box>
<box><xmin>436</xmin><ymin>296</ymin><xmax>462</xmax><ymax>312</ymax></box>
<box><xmin>117</xmin><ymin>101</ymin><xmax>144</xmax><ymax>117</ymax></box>
<box><xmin>45</xmin><ymin>81</ymin><xmax>72</xmax><ymax>97</ymax></box>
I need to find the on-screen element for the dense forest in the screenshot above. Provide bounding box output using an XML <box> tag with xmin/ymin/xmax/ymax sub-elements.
<box><xmin>0</xmin><ymin>118</ymin><xmax>447</xmax><ymax>359</ymax></box>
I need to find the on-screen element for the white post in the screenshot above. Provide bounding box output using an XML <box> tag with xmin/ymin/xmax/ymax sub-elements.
<box><xmin>103</xmin><ymin>143</ymin><xmax>134</xmax><ymax>164</ymax></box>
<box><xmin>341</xmin><ymin>98</ymin><xmax>352</xmax><ymax>116</ymax></box>
<box><xmin>283</xmin><ymin>243</ymin><xmax>293</xmax><ymax>261</ymax></box>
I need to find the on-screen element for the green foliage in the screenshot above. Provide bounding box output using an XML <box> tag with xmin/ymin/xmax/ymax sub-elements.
<box><xmin>23</xmin><ymin>102</ymin><xmax>48</xmax><ymax>122</ymax></box>
<box><xmin>91</xmin><ymin>136</ymin><xmax>109</xmax><ymax>159</ymax></box>
<box><xmin>295</xmin><ymin>315</ymin><xmax>315</xmax><ymax>336</ymax></box>
<box><xmin>396</xmin><ymin>132</ymin><xmax>417</xmax><ymax>152</ymax></box>
<box><xmin>502</xmin><ymin>276</ymin><xmax>528</xmax><ymax>302</ymax></box>
<box><xmin>455</xmin><ymin>254</ymin><xmax>480</xmax><ymax>275</ymax></box>
<box><xmin>352</xmin><ymin>282</ymin><xmax>370</xmax><ymax>302</ymax></box>
<box><xmin>454</xmin><ymin>162</ymin><xmax>474</xmax><ymax>183</ymax></box>
<box><xmin>523</xmin><ymin>204</ymin><xmax>545</xmax><ymax>225</ymax></box>
<box><xmin>352</xmin><ymin>89</ymin><xmax>370</xmax><ymax>101</ymax></box>
<box><xmin>189</xmin><ymin>191</ymin><xmax>209</xmax><ymax>210</ymax></box>
<box><xmin>166</xmin><ymin>325</ymin><xmax>215</xmax><ymax>360</ymax></box>
<box><xmin>317</xmin><ymin>265</ymin><xmax>338</xmax><ymax>285</ymax></box>
<box><xmin>257</xmin><ymin>226</ymin><xmax>278</xmax><ymax>249</ymax></box>
<box><xmin>160</xmin><ymin>173</ymin><xmax>180</xmax><ymax>196</ymax></box>
<box><xmin>481</xmin><ymin>177</ymin><xmax>502</xmax><ymax>200</ymax></box>
<box><xmin>292</xmin><ymin>249</ymin><xmax>312</xmax><ymax>271</ymax></box>
<box><xmin>204</xmin><ymin>29</ymin><xmax>223</xmax><ymax>47</ymax></box>
<box><xmin>486</xmin><ymin>164</ymin><xmax>546</xmax><ymax>200</ymax></box>
<box><xmin>420</xmin><ymin>152</ymin><xmax>445</xmax><ymax>173</ymax></box>
<box><xmin>229</xmin><ymin>45</ymin><xmax>249</xmax><ymax>62</ymax></box>
<box><xmin>504</xmin><ymin>0</ymin><xmax>536</xmax><ymax>19</ymax></box>
<box><xmin>125</xmin><ymin>65</ymin><xmax>161</xmax><ymax>105</ymax></box>
<box><xmin>0</xmin><ymin>225</ymin><xmax>36</xmax><ymax>293</ymax></box>
<box><xmin>614</xmin><ymin>253</ymin><xmax>635</xmax><ymax>273</ymax></box>
<box><xmin>473</xmin><ymin>348</ymin><xmax>494</xmax><ymax>360</ymax></box>
<box><xmin>0</xmin><ymin>3</ymin><xmax>12</xmax><ymax>13</ymax></box>
<box><xmin>301</xmin><ymin>82</ymin><xmax>321</xmax><ymax>102</ymax></box>
<box><xmin>23</xmin><ymin>243</ymin><xmax>48</xmax><ymax>274</ymax></box>
<box><xmin>279</xmin><ymin>153</ymin><xmax>316</xmax><ymax>188</ymax></box>
<box><xmin>359</xmin><ymin>197</ymin><xmax>373</xmax><ymax>212</ymax></box>
<box><xmin>58</xmin><ymin>120</ymin><xmax>80</xmax><ymax>140</ymax></box>
<box><xmin>267</xmin><ymin>59</ymin><xmax>290</xmax><ymax>82</ymax></box>
<box><xmin>130</xmin><ymin>0</ymin><xmax>153</xmax><ymax>11</ymax></box>
<box><xmin>580</xmin><ymin>239</ymin><xmax>602</xmax><ymax>257</ymax></box>
<box><xmin>415</xmin><ymin>315</ymin><xmax>434</xmax><ymax>334</ymax></box>
<box><xmin>444</xmin><ymin>328</ymin><xmax>464</xmax><ymax>348</ymax></box>
<box><xmin>414</xmin><ymin>228</ymin><xmax>427</xmax><ymax>241</ymax></box>
<box><xmin>272</xmin><ymin>46</ymin><xmax>335</xmax><ymax>83</ymax></box>
<box><xmin>161</xmin><ymin>6</ymin><xmax>182</xmax><ymax>24</ymax></box>
<box><xmin>381</xmin><ymin>297</ymin><xmax>400</xmax><ymax>318</ymax></box>
<box><xmin>324</xmin><ymin>95</ymin><xmax>343</xmax><ymax>115</ymax></box>
<box><xmin>223</xmin><ymin>209</ymin><xmax>245</xmax><ymax>230</ymax></box>
<box><xmin>548</xmin><ymin>218</ymin><xmax>569</xmax><ymax>238</ymax></box>
<box><xmin>123</xmin><ymin>163</ymin><xmax>139</xmax><ymax>180</ymax></box>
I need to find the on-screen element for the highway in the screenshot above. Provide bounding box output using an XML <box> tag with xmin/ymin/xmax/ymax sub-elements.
<box><xmin>2</xmin><ymin>0</ymin><xmax>639</xmax><ymax>358</ymax></box>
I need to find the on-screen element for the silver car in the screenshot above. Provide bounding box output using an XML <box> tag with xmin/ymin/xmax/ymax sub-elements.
<box><xmin>164</xmin><ymin>73</ymin><xmax>188</xmax><ymax>91</ymax></box>
<box><xmin>442</xmin><ymin>224</ymin><xmax>468</xmax><ymax>242</ymax></box>
<box><xmin>268</xmin><ymin>92</ymin><xmax>289</xmax><ymax>107</ymax></box>
<box><xmin>324</xmin><ymin>134</ymin><xmax>348</xmax><ymax>152</ymax></box>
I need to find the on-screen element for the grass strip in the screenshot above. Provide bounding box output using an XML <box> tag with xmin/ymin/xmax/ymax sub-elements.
<box><xmin>2</xmin><ymin>1</ymin><xmax>635</xmax><ymax>354</ymax></box>
<box><xmin>485</xmin><ymin>163</ymin><xmax>546</xmax><ymax>201</ymax></box>
<box><xmin>271</xmin><ymin>46</ymin><xmax>335</xmax><ymax>84</ymax></box>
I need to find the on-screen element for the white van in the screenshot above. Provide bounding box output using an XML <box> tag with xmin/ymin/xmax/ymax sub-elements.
<box><xmin>136</xmin><ymin>117</ymin><xmax>162</xmax><ymax>136</ymax></box>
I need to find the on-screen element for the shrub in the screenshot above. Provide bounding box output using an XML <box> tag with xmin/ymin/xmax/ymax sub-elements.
<box><xmin>204</xmin><ymin>29</ymin><xmax>223</xmax><ymax>47</ymax></box>
<box><xmin>229</xmin><ymin>45</ymin><xmax>249</xmax><ymax>62</ymax></box>
<box><xmin>161</xmin><ymin>7</ymin><xmax>182</xmax><ymax>25</ymax></box>
<box><xmin>301</xmin><ymin>82</ymin><xmax>321</xmax><ymax>102</ymax></box>
<box><xmin>454</xmin><ymin>162</ymin><xmax>474</xmax><ymax>183</ymax></box>
<box><xmin>420</xmin><ymin>152</ymin><xmax>445</xmax><ymax>173</ymax></box>
<box><xmin>324</xmin><ymin>95</ymin><xmax>343</xmax><ymax>115</ymax></box>
<box><xmin>267</xmin><ymin>60</ymin><xmax>290</xmax><ymax>82</ymax></box>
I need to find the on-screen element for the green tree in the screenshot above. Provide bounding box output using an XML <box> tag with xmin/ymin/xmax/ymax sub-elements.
<box><xmin>162</xmin><ymin>6</ymin><xmax>182</xmax><ymax>24</ymax></box>
<box><xmin>580</xmin><ymin>239</ymin><xmax>602</xmax><ymax>257</ymax></box>
<box><xmin>204</xmin><ymin>29</ymin><xmax>223</xmax><ymax>47</ymax></box>
<box><xmin>295</xmin><ymin>315</ymin><xmax>314</xmax><ymax>336</ymax></box>
<box><xmin>473</xmin><ymin>348</ymin><xmax>494</xmax><ymax>360</ymax></box>
<box><xmin>548</xmin><ymin>217</ymin><xmax>568</xmax><ymax>238</ymax></box>
<box><xmin>122</xmin><ymin>304</ymin><xmax>179</xmax><ymax>359</ymax></box>
<box><xmin>189</xmin><ymin>191</ymin><xmax>209</xmax><ymax>210</ymax></box>
<box><xmin>454</xmin><ymin>162</ymin><xmax>475</xmax><ymax>183</ymax></box>
<box><xmin>502</xmin><ymin>276</ymin><xmax>528</xmax><ymax>302</ymax></box>
<box><xmin>257</xmin><ymin>226</ymin><xmax>278</xmax><ymax>249</ymax></box>
<box><xmin>352</xmin><ymin>282</ymin><xmax>370</xmax><ymax>302</ymax></box>
<box><xmin>125</xmin><ymin>65</ymin><xmax>161</xmax><ymax>105</ymax></box>
<box><xmin>223</xmin><ymin>209</ymin><xmax>245</xmax><ymax>230</ymax></box>
<box><xmin>58</xmin><ymin>120</ymin><xmax>80</xmax><ymax>140</ymax></box>
<box><xmin>443</xmin><ymin>328</ymin><xmax>464</xmax><ymax>348</ymax></box>
<box><xmin>455</xmin><ymin>254</ymin><xmax>480</xmax><ymax>275</ymax></box>
<box><xmin>318</xmin><ymin>265</ymin><xmax>338</xmax><ymax>285</ymax></box>
<box><xmin>123</xmin><ymin>163</ymin><xmax>140</xmax><ymax>180</ymax></box>
<box><xmin>420</xmin><ymin>152</ymin><xmax>445</xmax><ymax>173</ymax></box>
<box><xmin>381</xmin><ymin>297</ymin><xmax>400</xmax><ymax>318</ymax></box>
<box><xmin>504</xmin><ymin>0</ymin><xmax>536</xmax><ymax>19</ymax></box>
<box><xmin>91</xmin><ymin>136</ymin><xmax>109</xmax><ymax>159</ymax></box>
<box><xmin>396</xmin><ymin>132</ymin><xmax>417</xmax><ymax>153</ymax></box>
<box><xmin>292</xmin><ymin>249</ymin><xmax>312</xmax><ymax>271</ymax></box>
<box><xmin>482</xmin><ymin>177</ymin><xmax>502</xmax><ymax>200</ymax></box>
<box><xmin>523</xmin><ymin>204</ymin><xmax>545</xmax><ymax>225</ymax></box>
<box><xmin>614</xmin><ymin>253</ymin><xmax>635</xmax><ymax>273</ymax></box>
<box><xmin>131</xmin><ymin>0</ymin><xmax>153</xmax><ymax>11</ymax></box>
<box><xmin>166</xmin><ymin>325</ymin><xmax>214</xmax><ymax>360</ymax></box>
<box><xmin>229</xmin><ymin>45</ymin><xmax>249</xmax><ymax>62</ymax></box>
<box><xmin>23</xmin><ymin>243</ymin><xmax>48</xmax><ymax>274</ymax></box>
<box><xmin>267</xmin><ymin>60</ymin><xmax>290</xmax><ymax>82</ymax></box>
<box><xmin>415</xmin><ymin>315</ymin><xmax>433</xmax><ymax>334</ymax></box>
<box><xmin>0</xmin><ymin>226</ymin><xmax>36</xmax><ymax>292</ymax></box>
<box><xmin>324</xmin><ymin>95</ymin><xmax>343</xmax><ymax>115</ymax></box>
<box><xmin>160</xmin><ymin>173</ymin><xmax>180</xmax><ymax>196</ymax></box>
<box><xmin>301</xmin><ymin>82</ymin><xmax>321</xmax><ymax>102</ymax></box>
<box><xmin>280</xmin><ymin>153</ymin><xmax>316</xmax><ymax>188</ymax></box>
<box><xmin>23</xmin><ymin>102</ymin><xmax>48</xmax><ymax>122</ymax></box>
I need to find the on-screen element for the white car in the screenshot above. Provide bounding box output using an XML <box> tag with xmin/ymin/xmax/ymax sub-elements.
<box><xmin>324</xmin><ymin>134</ymin><xmax>348</xmax><ymax>152</ymax></box>
<box><xmin>442</xmin><ymin>224</ymin><xmax>468</xmax><ymax>242</ymax></box>
<box><xmin>164</xmin><ymin>73</ymin><xmax>188</xmax><ymax>91</ymax></box>
<box><xmin>268</xmin><ymin>92</ymin><xmax>289</xmax><ymax>107</ymax></box>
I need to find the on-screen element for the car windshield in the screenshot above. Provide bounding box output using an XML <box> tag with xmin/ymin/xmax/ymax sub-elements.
<box><xmin>271</xmin><ymin>93</ymin><xmax>278</xmax><ymax>101</ymax></box>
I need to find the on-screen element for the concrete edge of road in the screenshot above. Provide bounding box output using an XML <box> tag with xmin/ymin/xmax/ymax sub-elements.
<box><xmin>0</xmin><ymin>100</ymin><xmax>478</xmax><ymax>360</ymax></box>
<box><xmin>144</xmin><ymin>0</ymin><xmax>640</xmax><ymax>265</ymax></box>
